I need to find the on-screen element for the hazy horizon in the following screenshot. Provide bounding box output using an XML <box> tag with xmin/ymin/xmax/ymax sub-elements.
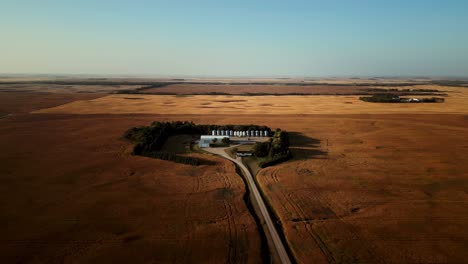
<box><xmin>2</xmin><ymin>73</ymin><xmax>468</xmax><ymax>80</ymax></box>
<box><xmin>1</xmin><ymin>0</ymin><xmax>468</xmax><ymax>77</ymax></box>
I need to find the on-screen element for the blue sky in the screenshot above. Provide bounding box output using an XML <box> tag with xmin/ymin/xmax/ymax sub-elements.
<box><xmin>1</xmin><ymin>0</ymin><xmax>467</xmax><ymax>77</ymax></box>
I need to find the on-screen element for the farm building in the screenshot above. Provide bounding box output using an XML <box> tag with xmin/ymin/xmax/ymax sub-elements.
<box><xmin>236</xmin><ymin>151</ymin><xmax>253</xmax><ymax>157</ymax></box>
<box><xmin>199</xmin><ymin>135</ymin><xmax>229</xmax><ymax>148</ymax></box>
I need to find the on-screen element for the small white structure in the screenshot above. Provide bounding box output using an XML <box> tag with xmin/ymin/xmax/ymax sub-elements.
<box><xmin>229</xmin><ymin>130</ymin><xmax>233</xmax><ymax>136</ymax></box>
<box><xmin>264</xmin><ymin>130</ymin><xmax>269</xmax><ymax>137</ymax></box>
<box><xmin>237</xmin><ymin>152</ymin><xmax>253</xmax><ymax>157</ymax></box>
<box><xmin>255</xmin><ymin>130</ymin><xmax>259</xmax><ymax>137</ymax></box>
<box><xmin>211</xmin><ymin>130</ymin><xmax>216</xmax><ymax>136</ymax></box>
<box><xmin>199</xmin><ymin>135</ymin><xmax>229</xmax><ymax>148</ymax></box>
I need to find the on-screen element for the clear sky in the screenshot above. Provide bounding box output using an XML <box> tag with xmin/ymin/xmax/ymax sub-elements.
<box><xmin>1</xmin><ymin>0</ymin><xmax>467</xmax><ymax>77</ymax></box>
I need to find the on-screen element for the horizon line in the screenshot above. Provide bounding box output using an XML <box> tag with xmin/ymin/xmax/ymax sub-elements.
<box><xmin>1</xmin><ymin>73</ymin><xmax>468</xmax><ymax>80</ymax></box>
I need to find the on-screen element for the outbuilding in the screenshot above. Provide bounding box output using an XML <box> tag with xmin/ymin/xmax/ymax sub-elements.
<box><xmin>236</xmin><ymin>150</ymin><xmax>253</xmax><ymax>157</ymax></box>
<box><xmin>199</xmin><ymin>135</ymin><xmax>230</xmax><ymax>148</ymax></box>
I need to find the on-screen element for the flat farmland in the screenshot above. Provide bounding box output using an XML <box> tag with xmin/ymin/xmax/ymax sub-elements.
<box><xmin>141</xmin><ymin>84</ymin><xmax>369</xmax><ymax>95</ymax></box>
<box><xmin>1</xmin><ymin>88</ymin><xmax>468</xmax><ymax>263</ymax></box>
<box><xmin>0</xmin><ymin>92</ymin><xmax>105</xmax><ymax>114</ymax></box>
<box><xmin>33</xmin><ymin>86</ymin><xmax>468</xmax><ymax>115</ymax></box>
<box><xmin>0</xmin><ymin>84</ymin><xmax>147</xmax><ymax>94</ymax></box>
<box><xmin>0</xmin><ymin>112</ymin><xmax>263</xmax><ymax>263</ymax></box>
<box><xmin>252</xmin><ymin>114</ymin><xmax>468</xmax><ymax>263</ymax></box>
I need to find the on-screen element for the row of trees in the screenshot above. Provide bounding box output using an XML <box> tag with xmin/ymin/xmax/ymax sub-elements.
<box><xmin>124</xmin><ymin>121</ymin><xmax>211</xmax><ymax>165</ymax></box>
<box><xmin>211</xmin><ymin>137</ymin><xmax>230</xmax><ymax>145</ymax></box>
<box><xmin>253</xmin><ymin>129</ymin><xmax>292</xmax><ymax>168</ymax></box>
<box><xmin>360</xmin><ymin>94</ymin><xmax>445</xmax><ymax>103</ymax></box>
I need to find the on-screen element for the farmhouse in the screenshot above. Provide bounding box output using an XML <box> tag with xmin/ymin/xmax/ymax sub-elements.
<box><xmin>199</xmin><ymin>135</ymin><xmax>229</xmax><ymax>148</ymax></box>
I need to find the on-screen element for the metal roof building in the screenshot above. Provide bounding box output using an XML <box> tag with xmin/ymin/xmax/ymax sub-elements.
<box><xmin>199</xmin><ymin>135</ymin><xmax>230</xmax><ymax>148</ymax></box>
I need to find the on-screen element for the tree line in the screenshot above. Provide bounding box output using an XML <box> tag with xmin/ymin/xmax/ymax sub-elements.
<box><xmin>360</xmin><ymin>94</ymin><xmax>445</xmax><ymax>103</ymax></box>
<box><xmin>253</xmin><ymin>129</ymin><xmax>292</xmax><ymax>168</ymax></box>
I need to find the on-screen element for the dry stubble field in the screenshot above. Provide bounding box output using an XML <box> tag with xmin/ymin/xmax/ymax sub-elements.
<box><xmin>1</xmin><ymin>85</ymin><xmax>468</xmax><ymax>263</ymax></box>
<box><xmin>0</xmin><ymin>95</ymin><xmax>262</xmax><ymax>263</ymax></box>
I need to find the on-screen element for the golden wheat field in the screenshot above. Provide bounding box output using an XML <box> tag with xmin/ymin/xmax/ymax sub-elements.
<box><xmin>34</xmin><ymin>86</ymin><xmax>468</xmax><ymax>115</ymax></box>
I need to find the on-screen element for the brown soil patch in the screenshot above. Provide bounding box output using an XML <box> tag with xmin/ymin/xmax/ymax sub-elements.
<box><xmin>0</xmin><ymin>84</ymin><xmax>146</xmax><ymax>94</ymax></box>
<box><xmin>142</xmin><ymin>84</ymin><xmax>368</xmax><ymax>95</ymax></box>
<box><xmin>0</xmin><ymin>92</ymin><xmax>104</xmax><ymax>114</ymax></box>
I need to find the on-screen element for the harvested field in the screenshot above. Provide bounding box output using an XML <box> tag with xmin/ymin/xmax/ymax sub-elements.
<box><xmin>35</xmin><ymin>86</ymin><xmax>468</xmax><ymax>115</ymax></box>
<box><xmin>139</xmin><ymin>84</ymin><xmax>448</xmax><ymax>95</ymax></box>
<box><xmin>1</xmin><ymin>88</ymin><xmax>468</xmax><ymax>263</ymax></box>
<box><xmin>0</xmin><ymin>113</ymin><xmax>263</xmax><ymax>263</ymax></box>
<box><xmin>0</xmin><ymin>92</ymin><xmax>105</xmax><ymax>114</ymax></box>
<box><xmin>141</xmin><ymin>84</ymin><xmax>367</xmax><ymax>95</ymax></box>
<box><xmin>0</xmin><ymin>84</ymin><xmax>147</xmax><ymax>94</ymax></box>
<box><xmin>251</xmin><ymin>114</ymin><xmax>468</xmax><ymax>263</ymax></box>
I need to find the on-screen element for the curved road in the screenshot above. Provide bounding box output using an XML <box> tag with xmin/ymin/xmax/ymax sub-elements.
<box><xmin>205</xmin><ymin>147</ymin><xmax>292</xmax><ymax>264</ymax></box>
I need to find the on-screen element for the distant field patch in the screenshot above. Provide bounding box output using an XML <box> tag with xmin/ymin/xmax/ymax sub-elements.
<box><xmin>215</xmin><ymin>99</ymin><xmax>248</xmax><ymax>103</ymax></box>
<box><xmin>33</xmin><ymin>87</ymin><xmax>468</xmax><ymax>115</ymax></box>
<box><xmin>123</xmin><ymin>97</ymin><xmax>145</xmax><ymax>100</ymax></box>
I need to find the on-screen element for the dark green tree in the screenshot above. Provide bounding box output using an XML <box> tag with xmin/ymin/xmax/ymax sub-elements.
<box><xmin>253</xmin><ymin>141</ymin><xmax>270</xmax><ymax>157</ymax></box>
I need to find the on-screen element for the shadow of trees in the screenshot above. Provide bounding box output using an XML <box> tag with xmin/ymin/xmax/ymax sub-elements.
<box><xmin>196</xmin><ymin>157</ymin><xmax>219</xmax><ymax>166</ymax></box>
<box><xmin>288</xmin><ymin>132</ymin><xmax>328</xmax><ymax>160</ymax></box>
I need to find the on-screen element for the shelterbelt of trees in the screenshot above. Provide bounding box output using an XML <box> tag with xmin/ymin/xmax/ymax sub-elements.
<box><xmin>360</xmin><ymin>94</ymin><xmax>445</xmax><ymax>103</ymax></box>
<box><xmin>123</xmin><ymin>121</ymin><xmax>272</xmax><ymax>165</ymax></box>
<box><xmin>253</xmin><ymin>129</ymin><xmax>292</xmax><ymax>168</ymax></box>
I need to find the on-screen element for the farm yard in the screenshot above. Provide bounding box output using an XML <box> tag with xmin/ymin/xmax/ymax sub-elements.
<box><xmin>0</xmin><ymin>80</ymin><xmax>467</xmax><ymax>263</ymax></box>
